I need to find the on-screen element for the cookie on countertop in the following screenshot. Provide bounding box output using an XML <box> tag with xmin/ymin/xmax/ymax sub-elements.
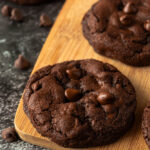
<box><xmin>82</xmin><ymin>0</ymin><xmax>150</xmax><ymax>66</ymax></box>
<box><xmin>23</xmin><ymin>59</ymin><xmax>136</xmax><ymax>148</ymax></box>
<box><xmin>142</xmin><ymin>102</ymin><xmax>150</xmax><ymax>149</ymax></box>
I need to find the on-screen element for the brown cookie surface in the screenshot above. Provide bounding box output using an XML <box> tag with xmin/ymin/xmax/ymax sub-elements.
<box><xmin>82</xmin><ymin>0</ymin><xmax>150</xmax><ymax>66</ymax></box>
<box><xmin>23</xmin><ymin>59</ymin><xmax>136</xmax><ymax>148</ymax></box>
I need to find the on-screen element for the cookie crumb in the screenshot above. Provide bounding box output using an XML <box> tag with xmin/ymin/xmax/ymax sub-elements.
<box><xmin>14</xmin><ymin>55</ymin><xmax>30</xmax><ymax>70</ymax></box>
<box><xmin>40</xmin><ymin>13</ymin><xmax>52</xmax><ymax>27</ymax></box>
<box><xmin>2</xmin><ymin>127</ymin><xmax>18</xmax><ymax>142</ymax></box>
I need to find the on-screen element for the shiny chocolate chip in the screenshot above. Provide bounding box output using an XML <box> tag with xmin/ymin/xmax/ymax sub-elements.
<box><xmin>97</xmin><ymin>91</ymin><xmax>114</xmax><ymax>105</ymax></box>
<box><xmin>144</xmin><ymin>20</ymin><xmax>150</xmax><ymax>32</ymax></box>
<box><xmin>123</xmin><ymin>2</ymin><xmax>137</xmax><ymax>14</ymax></box>
<box><xmin>65</xmin><ymin>88</ymin><xmax>81</xmax><ymax>101</ymax></box>
<box><xmin>120</xmin><ymin>15</ymin><xmax>132</xmax><ymax>26</ymax></box>
<box><xmin>66</xmin><ymin>68</ymin><xmax>81</xmax><ymax>80</ymax></box>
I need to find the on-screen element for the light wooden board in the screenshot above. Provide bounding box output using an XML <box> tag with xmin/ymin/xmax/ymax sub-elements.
<box><xmin>14</xmin><ymin>0</ymin><xmax>150</xmax><ymax>149</ymax></box>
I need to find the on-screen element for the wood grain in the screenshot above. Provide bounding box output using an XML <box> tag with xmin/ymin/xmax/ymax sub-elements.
<box><xmin>14</xmin><ymin>0</ymin><xmax>150</xmax><ymax>149</ymax></box>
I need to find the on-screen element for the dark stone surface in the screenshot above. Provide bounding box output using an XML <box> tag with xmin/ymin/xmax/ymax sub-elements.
<box><xmin>0</xmin><ymin>0</ymin><xmax>64</xmax><ymax>149</ymax></box>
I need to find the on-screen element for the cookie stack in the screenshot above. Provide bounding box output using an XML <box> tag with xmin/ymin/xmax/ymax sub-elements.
<box><xmin>22</xmin><ymin>0</ymin><xmax>150</xmax><ymax>148</ymax></box>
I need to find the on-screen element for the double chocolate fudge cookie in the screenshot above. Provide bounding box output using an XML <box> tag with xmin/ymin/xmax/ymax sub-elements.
<box><xmin>142</xmin><ymin>102</ymin><xmax>150</xmax><ymax>149</ymax></box>
<box><xmin>9</xmin><ymin>0</ymin><xmax>47</xmax><ymax>5</ymax></box>
<box><xmin>23</xmin><ymin>59</ymin><xmax>136</xmax><ymax>148</ymax></box>
<box><xmin>82</xmin><ymin>0</ymin><xmax>150</xmax><ymax>66</ymax></box>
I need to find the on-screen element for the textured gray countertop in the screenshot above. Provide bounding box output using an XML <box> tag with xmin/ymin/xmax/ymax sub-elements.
<box><xmin>0</xmin><ymin>1</ymin><xmax>64</xmax><ymax>149</ymax></box>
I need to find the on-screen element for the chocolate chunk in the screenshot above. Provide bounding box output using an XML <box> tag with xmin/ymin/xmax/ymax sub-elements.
<box><xmin>97</xmin><ymin>91</ymin><xmax>114</xmax><ymax>105</ymax></box>
<box><xmin>14</xmin><ymin>55</ymin><xmax>30</xmax><ymax>70</ymax></box>
<box><xmin>144</xmin><ymin>20</ymin><xmax>150</xmax><ymax>32</ymax></box>
<box><xmin>65</xmin><ymin>88</ymin><xmax>81</xmax><ymax>101</ymax></box>
<box><xmin>40</xmin><ymin>14</ymin><xmax>52</xmax><ymax>27</ymax></box>
<box><xmin>66</xmin><ymin>68</ymin><xmax>81</xmax><ymax>80</ymax></box>
<box><xmin>123</xmin><ymin>2</ymin><xmax>137</xmax><ymax>14</ymax></box>
<box><xmin>2</xmin><ymin>127</ymin><xmax>18</xmax><ymax>142</ymax></box>
<box><xmin>10</xmin><ymin>8</ymin><xmax>23</xmax><ymax>21</ymax></box>
<box><xmin>1</xmin><ymin>5</ymin><xmax>12</xmax><ymax>17</ymax></box>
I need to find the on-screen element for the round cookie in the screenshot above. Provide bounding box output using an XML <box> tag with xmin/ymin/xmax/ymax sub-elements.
<box><xmin>142</xmin><ymin>102</ymin><xmax>150</xmax><ymax>148</ymax></box>
<box><xmin>23</xmin><ymin>59</ymin><xmax>136</xmax><ymax>148</ymax></box>
<box><xmin>9</xmin><ymin>0</ymin><xmax>47</xmax><ymax>5</ymax></box>
<box><xmin>82</xmin><ymin>0</ymin><xmax>150</xmax><ymax>66</ymax></box>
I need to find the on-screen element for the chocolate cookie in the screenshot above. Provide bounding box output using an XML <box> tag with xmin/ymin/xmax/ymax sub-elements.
<box><xmin>82</xmin><ymin>0</ymin><xmax>150</xmax><ymax>66</ymax></box>
<box><xmin>23</xmin><ymin>59</ymin><xmax>136</xmax><ymax>148</ymax></box>
<box><xmin>142</xmin><ymin>102</ymin><xmax>150</xmax><ymax>148</ymax></box>
<box><xmin>9</xmin><ymin>0</ymin><xmax>47</xmax><ymax>5</ymax></box>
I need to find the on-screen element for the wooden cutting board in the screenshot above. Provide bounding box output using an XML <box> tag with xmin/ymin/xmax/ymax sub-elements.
<box><xmin>14</xmin><ymin>0</ymin><xmax>150</xmax><ymax>149</ymax></box>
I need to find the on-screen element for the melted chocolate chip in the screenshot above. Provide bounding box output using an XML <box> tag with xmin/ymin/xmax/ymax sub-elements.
<box><xmin>65</xmin><ymin>88</ymin><xmax>81</xmax><ymax>101</ymax></box>
<box><xmin>97</xmin><ymin>91</ymin><xmax>114</xmax><ymax>105</ymax></box>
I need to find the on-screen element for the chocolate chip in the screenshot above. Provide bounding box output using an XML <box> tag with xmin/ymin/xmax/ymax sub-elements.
<box><xmin>14</xmin><ymin>55</ymin><xmax>30</xmax><ymax>70</ymax></box>
<box><xmin>120</xmin><ymin>15</ymin><xmax>132</xmax><ymax>26</ymax></box>
<box><xmin>66</xmin><ymin>68</ymin><xmax>81</xmax><ymax>80</ymax></box>
<box><xmin>1</xmin><ymin>5</ymin><xmax>12</xmax><ymax>17</ymax></box>
<box><xmin>40</xmin><ymin>14</ymin><xmax>52</xmax><ymax>27</ymax></box>
<box><xmin>2</xmin><ymin>127</ymin><xmax>18</xmax><ymax>142</ymax></box>
<box><xmin>11</xmin><ymin>8</ymin><xmax>23</xmax><ymax>22</ymax></box>
<box><xmin>65</xmin><ymin>88</ymin><xmax>81</xmax><ymax>101</ymax></box>
<box><xmin>102</xmin><ymin>104</ymin><xmax>115</xmax><ymax>113</ymax></box>
<box><xmin>97</xmin><ymin>91</ymin><xmax>114</xmax><ymax>105</ymax></box>
<box><xmin>123</xmin><ymin>2</ymin><xmax>137</xmax><ymax>14</ymax></box>
<box><xmin>144</xmin><ymin>20</ymin><xmax>150</xmax><ymax>32</ymax></box>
